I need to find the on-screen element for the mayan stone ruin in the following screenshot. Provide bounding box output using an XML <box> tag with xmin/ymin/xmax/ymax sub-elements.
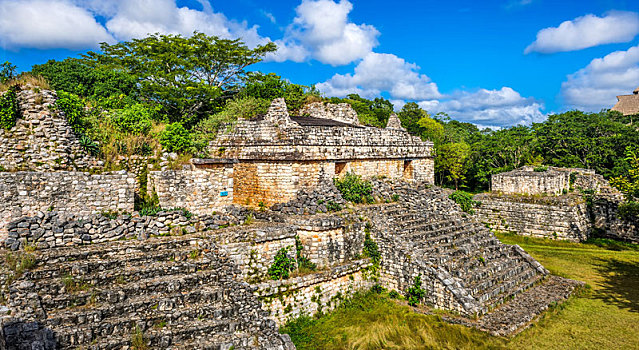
<box><xmin>474</xmin><ymin>166</ymin><xmax>638</xmax><ymax>243</ymax></box>
<box><xmin>0</xmin><ymin>89</ymin><xmax>599</xmax><ymax>349</ymax></box>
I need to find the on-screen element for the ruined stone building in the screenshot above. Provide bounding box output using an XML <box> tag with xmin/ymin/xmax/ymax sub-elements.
<box><xmin>611</xmin><ymin>87</ymin><xmax>639</xmax><ymax>116</ymax></box>
<box><xmin>149</xmin><ymin>98</ymin><xmax>435</xmax><ymax>213</ymax></box>
<box><xmin>476</xmin><ymin>166</ymin><xmax>636</xmax><ymax>243</ymax></box>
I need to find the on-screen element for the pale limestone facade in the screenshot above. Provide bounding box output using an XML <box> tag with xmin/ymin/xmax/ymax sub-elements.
<box><xmin>194</xmin><ymin>98</ymin><xmax>435</xmax><ymax>207</ymax></box>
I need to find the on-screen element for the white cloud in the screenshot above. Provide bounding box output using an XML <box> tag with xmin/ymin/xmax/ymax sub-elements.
<box><xmin>317</xmin><ymin>52</ymin><xmax>441</xmax><ymax>100</ymax></box>
<box><xmin>525</xmin><ymin>11</ymin><xmax>639</xmax><ymax>54</ymax></box>
<box><xmin>561</xmin><ymin>45</ymin><xmax>639</xmax><ymax>111</ymax></box>
<box><xmin>0</xmin><ymin>0</ymin><xmax>283</xmax><ymax>51</ymax></box>
<box><xmin>0</xmin><ymin>0</ymin><xmax>115</xmax><ymax>50</ymax></box>
<box><xmin>287</xmin><ymin>0</ymin><xmax>379</xmax><ymax>65</ymax></box>
<box><xmin>427</xmin><ymin>87</ymin><xmax>546</xmax><ymax>127</ymax></box>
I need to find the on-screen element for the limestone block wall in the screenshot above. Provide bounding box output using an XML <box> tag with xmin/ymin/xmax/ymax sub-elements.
<box><xmin>299</xmin><ymin>102</ymin><xmax>360</xmax><ymax>125</ymax></box>
<box><xmin>492</xmin><ymin>169</ymin><xmax>569</xmax><ymax>195</ymax></box>
<box><xmin>474</xmin><ymin>193</ymin><xmax>591</xmax><ymax>242</ymax></box>
<box><xmin>4</xmin><ymin>209</ymin><xmax>246</xmax><ymax>250</ymax></box>
<box><xmin>233</xmin><ymin>161</ymin><xmax>334</xmax><ymax>206</ymax></box>
<box><xmin>592</xmin><ymin>195</ymin><xmax>639</xmax><ymax>243</ymax></box>
<box><xmin>295</xmin><ymin>216</ymin><xmax>365</xmax><ymax>269</ymax></box>
<box><xmin>339</xmin><ymin>159</ymin><xmax>405</xmax><ymax>180</ymax></box>
<box><xmin>0</xmin><ymin>89</ymin><xmax>100</xmax><ymax>172</ymax></box>
<box><xmin>0</xmin><ymin>171</ymin><xmax>135</xmax><ymax>238</ymax></box>
<box><xmin>212</xmin><ymin>224</ymin><xmax>299</xmax><ymax>282</ymax></box>
<box><xmin>365</xmin><ymin>227</ymin><xmax>470</xmax><ymax>314</ymax></box>
<box><xmin>255</xmin><ymin>260</ymin><xmax>372</xmax><ymax>325</ymax></box>
<box><xmin>148</xmin><ymin>166</ymin><xmax>234</xmax><ymax>215</ymax></box>
<box><xmin>412</xmin><ymin>158</ymin><xmax>435</xmax><ymax>184</ymax></box>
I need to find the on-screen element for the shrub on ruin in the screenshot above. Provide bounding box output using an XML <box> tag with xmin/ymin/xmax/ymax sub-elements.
<box><xmin>55</xmin><ymin>90</ymin><xmax>87</xmax><ymax>134</ymax></box>
<box><xmin>449</xmin><ymin>190</ymin><xmax>480</xmax><ymax>214</ymax></box>
<box><xmin>159</xmin><ymin>122</ymin><xmax>192</xmax><ymax>153</ymax></box>
<box><xmin>534</xmin><ymin>166</ymin><xmax>548</xmax><ymax>172</ymax></box>
<box><xmin>111</xmin><ymin>103</ymin><xmax>153</xmax><ymax>134</ymax></box>
<box><xmin>268</xmin><ymin>247</ymin><xmax>296</xmax><ymax>280</ymax></box>
<box><xmin>406</xmin><ymin>274</ymin><xmax>426</xmax><ymax>307</ymax></box>
<box><xmin>0</xmin><ymin>87</ymin><xmax>19</xmax><ymax>130</ymax></box>
<box><xmin>618</xmin><ymin>201</ymin><xmax>639</xmax><ymax>221</ymax></box>
<box><xmin>334</xmin><ymin>172</ymin><xmax>374</xmax><ymax>204</ymax></box>
<box><xmin>79</xmin><ymin>135</ymin><xmax>100</xmax><ymax>156</ymax></box>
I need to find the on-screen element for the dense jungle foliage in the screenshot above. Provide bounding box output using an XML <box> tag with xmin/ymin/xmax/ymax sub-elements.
<box><xmin>1</xmin><ymin>33</ymin><xmax>638</xmax><ymax>195</ymax></box>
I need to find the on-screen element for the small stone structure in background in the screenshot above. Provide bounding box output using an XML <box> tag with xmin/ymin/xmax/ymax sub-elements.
<box><xmin>475</xmin><ymin>166</ymin><xmax>636</xmax><ymax>242</ymax></box>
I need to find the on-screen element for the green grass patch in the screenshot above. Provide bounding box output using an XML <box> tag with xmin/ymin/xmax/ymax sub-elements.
<box><xmin>280</xmin><ymin>291</ymin><xmax>504</xmax><ymax>350</ymax></box>
<box><xmin>497</xmin><ymin>233</ymin><xmax>639</xmax><ymax>349</ymax></box>
<box><xmin>281</xmin><ymin>235</ymin><xmax>639</xmax><ymax>349</ymax></box>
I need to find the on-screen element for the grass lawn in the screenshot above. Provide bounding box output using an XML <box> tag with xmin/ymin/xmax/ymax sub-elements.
<box><xmin>280</xmin><ymin>235</ymin><xmax>639</xmax><ymax>349</ymax></box>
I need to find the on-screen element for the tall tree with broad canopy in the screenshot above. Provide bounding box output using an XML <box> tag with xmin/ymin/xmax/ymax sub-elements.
<box><xmin>83</xmin><ymin>32</ymin><xmax>277</xmax><ymax>126</ymax></box>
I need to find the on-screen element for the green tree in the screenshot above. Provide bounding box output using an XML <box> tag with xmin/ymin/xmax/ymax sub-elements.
<box><xmin>0</xmin><ymin>61</ymin><xmax>17</xmax><ymax>83</ymax></box>
<box><xmin>160</xmin><ymin>123</ymin><xmax>192</xmax><ymax>153</ymax></box>
<box><xmin>84</xmin><ymin>32</ymin><xmax>277</xmax><ymax>126</ymax></box>
<box><xmin>328</xmin><ymin>94</ymin><xmax>394</xmax><ymax>128</ymax></box>
<box><xmin>31</xmin><ymin>58</ymin><xmax>137</xmax><ymax>99</ymax></box>
<box><xmin>417</xmin><ymin>115</ymin><xmax>444</xmax><ymax>143</ymax></box>
<box><xmin>436</xmin><ymin>142</ymin><xmax>471</xmax><ymax>190</ymax></box>
<box><xmin>610</xmin><ymin>146</ymin><xmax>639</xmax><ymax>200</ymax></box>
<box><xmin>398</xmin><ymin>102</ymin><xmax>428</xmax><ymax>135</ymax></box>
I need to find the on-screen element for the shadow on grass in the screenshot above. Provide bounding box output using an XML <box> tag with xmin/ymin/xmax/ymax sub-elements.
<box><xmin>594</xmin><ymin>258</ymin><xmax>639</xmax><ymax>313</ymax></box>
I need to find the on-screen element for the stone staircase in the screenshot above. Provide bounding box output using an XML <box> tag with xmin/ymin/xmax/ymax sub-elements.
<box><xmin>365</xmin><ymin>183</ymin><xmax>548</xmax><ymax>315</ymax></box>
<box><xmin>5</xmin><ymin>233</ymin><xmax>293</xmax><ymax>350</ymax></box>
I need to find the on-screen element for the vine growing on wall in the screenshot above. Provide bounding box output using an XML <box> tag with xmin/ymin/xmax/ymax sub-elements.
<box><xmin>0</xmin><ymin>87</ymin><xmax>19</xmax><ymax>130</ymax></box>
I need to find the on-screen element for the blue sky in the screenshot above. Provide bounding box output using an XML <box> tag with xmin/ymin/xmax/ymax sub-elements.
<box><xmin>1</xmin><ymin>0</ymin><xmax>638</xmax><ymax>128</ymax></box>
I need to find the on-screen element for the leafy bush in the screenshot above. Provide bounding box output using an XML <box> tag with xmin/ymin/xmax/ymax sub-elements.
<box><xmin>334</xmin><ymin>172</ymin><xmax>374</xmax><ymax>204</ymax></box>
<box><xmin>618</xmin><ymin>201</ymin><xmax>639</xmax><ymax>221</ymax></box>
<box><xmin>371</xmin><ymin>284</ymin><xmax>385</xmax><ymax>294</ymax></box>
<box><xmin>159</xmin><ymin>122</ymin><xmax>192</xmax><ymax>153</ymax></box>
<box><xmin>220</xmin><ymin>96</ymin><xmax>270</xmax><ymax>120</ymax></box>
<box><xmin>111</xmin><ymin>103</ymin><xmax>153</xmax><ymax>134</ymax></box>
<box><xmin>449</xmin><ymin>190</ymin><xmax>480</xmax><ymax>214</ymax></box>
<box><xmin>534</xmin><ymin>166</ymin><xmax>548</xmax><ymax>172</ymax></box>
<box><xmin>55</xmin><ymin>90</ymin><xmax>87</xmax><ymax>134</ymax></box>
<box><xmin>388</xmin><ymin>290</ymin><xmax>401</xmax><ymax>299</ymax></box>
<box><xmin>0</xmin><ymin>87</ymin><xmax>19</xmax><ymax>130</ymax></box>
<box><xmin>79</xmin><ymin>135</ymin><xmax>100</xmax><ymax>156</ymax></box>
<box><xmin>0</xmin><ymin>61</ymin><xmax>17</xmax><ymax>83</ymax></box>
<box><xmin>326</xmin><ymin>200</ymin><xmax>342</xmax><ymax>212</ymax></box>
<box><xmin>406</xmin><ymin>274</ymin><xmax>426</xmax><ymax>307</ymax></box>
<box><xmin>268</xmin><ymin>247</ymin><xmax>295</xmax><ymax>280</ymax></box>
<box><xmin>139</xmin><ymin>206</ymin><xmax>162</xmax><ymax>217</ymax></box>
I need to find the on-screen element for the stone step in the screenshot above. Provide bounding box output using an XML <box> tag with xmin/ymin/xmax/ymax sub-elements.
<box><xmin>463</xmin><ymin>259</ymin><xmax>532</xmax><ymax>293</ymax></box>
<box><xmin>475</xmin><ymin>265</ymin><xmax>542</xmax><ymax>306</ymax></box>
<box><xmin>56</xmin><ymin>317</ymin><xmax>239</xmax><ymax>349</ymax></box>
<box><xmin>45</xmin><ymin>287</ymin><xmax>230</xmax><ymax>327</ymax></box>
<box><xmin>34</xmin><ymin>234</ymin><xmax>211</xmax><ymax>265</ymax></box>
<box><xmin>40</xmin><ymin>269</ymin><xmax>225</xmax><ymax>311</ymax></box>
<box><xmin>25</xmin><ymin>258</ymin><xmax>220</xmax><ymax>297</ymax></box>
<box><xmin>26</xmin><ymin>243</ymin><xmax>212</xmax><ymax>282</ymax></box>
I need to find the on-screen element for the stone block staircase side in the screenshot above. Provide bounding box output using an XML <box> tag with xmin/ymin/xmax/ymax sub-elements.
<box><xmin>5</xmin><ymin>234</ymin><xmax>294</xmax><ymax>350</ymax></box>
<box><xmin>360</xmin><ymin>183</ymin><xmax>549</xmax><ymax>316</ymax></box>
